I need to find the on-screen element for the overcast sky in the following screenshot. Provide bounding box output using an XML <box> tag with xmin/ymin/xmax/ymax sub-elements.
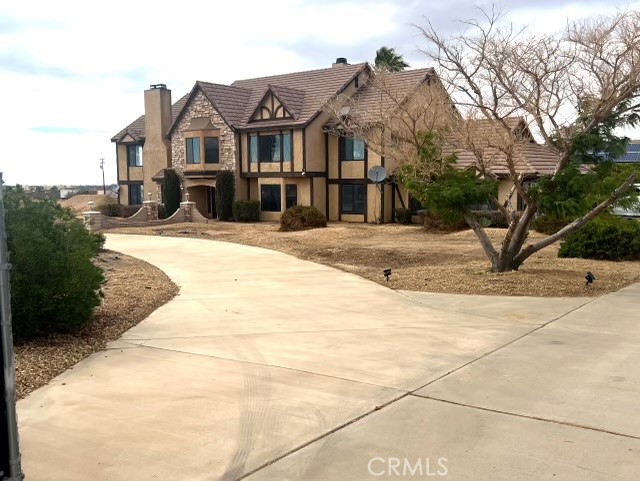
<box><xmin>0</xmin><ymin>0</ymin><xmax>637</xmax><ymax>186</ymax></box>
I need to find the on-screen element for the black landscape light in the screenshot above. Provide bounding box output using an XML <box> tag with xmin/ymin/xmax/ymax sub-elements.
<box><xmin>383</xmin><ymin>268</ymin><xmax>392</xmax><ymax>282</ymax></box>
<box><xmin>585</xmin><ymin>271</ymin><xmax>596</xmax><ymax>286</ymax></box>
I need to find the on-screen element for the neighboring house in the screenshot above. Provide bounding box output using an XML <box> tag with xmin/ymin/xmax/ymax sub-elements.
<box><xmin>111</xmin><ymin>59</ymin><xmax>560</xmax><ymax>222</ymax></box>
<box><xmin>612</xmin><ymin>141</ymin><xmax>640</xmax><ymax>218</ymax></box>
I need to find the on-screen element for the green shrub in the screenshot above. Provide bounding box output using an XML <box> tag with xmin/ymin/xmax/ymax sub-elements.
<box><xmin>99</xmin><ymin>203</ymin><xmax>121</xmax><ymax>217</ymax></box>
<box><xmin>280</xmin><ymin>205</ymin><xmax>327</xmax><ymax>232</ymax></box>
<box><xmin>532</xmin><ymin>215</ymin><xmax>573</xmax><ymax>235</ymax></box>
<box><xmin>558</xmin><ymin>215</ymin><xmax>640</xmax><ymax>261</ymax></box>
<box><xmin>471</xmin><ymin>210</ymin><xmax>508</xmax><ymax>228</ymax></box>
<box><xmin>215</xmin><ymin>171</ymin><xmax>235</xmax><ymax>221</ymax></box>
<box><xmin>4</xmin><ymin>188</ymin><xmax>105</xmax><ymax>340</ymax></box>
<box><xmin>162</xmin><ymin>169</ymin><xmax>181</xmax><ymax>217</ymax></box>
<box><xmin>233</xmin><ymin>200</ymin><xmax>260</xmax><ymax>222</ymax></box>
<box><xmin>395</xmin><ymin>208</ymin><xmax>412</xmax><ymax>224</ymax></box>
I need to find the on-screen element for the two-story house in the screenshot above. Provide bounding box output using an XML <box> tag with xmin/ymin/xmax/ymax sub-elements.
<box><xmin>111</xmin><ymin>58</ymin><xmax>560</xmax><ymax>222</ymax></box>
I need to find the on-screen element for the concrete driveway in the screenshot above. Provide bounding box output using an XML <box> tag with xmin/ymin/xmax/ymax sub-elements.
<box><xmin>18</xmin><ymin>234</ymin><xmax>640</xmax><ymax>480</ymax></box>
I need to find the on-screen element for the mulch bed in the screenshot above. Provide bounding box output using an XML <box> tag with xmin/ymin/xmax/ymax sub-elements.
<box><xmin>14</xmin><ymin>250</ymin><xmax>178</xmax><ymax>399</ymax></box>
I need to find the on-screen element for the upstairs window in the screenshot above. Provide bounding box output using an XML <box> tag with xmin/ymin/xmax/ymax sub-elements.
<box><xmin>204</xmin><ymin>137</ymin><xmax>219</xmax><ymax>164</ymax></box>
<box><xmin>339</xmin><ymin>137</ymin><xmax>366</xmax><ymax>161</ymax></box>
<box><xmin>250</xmin><ymin>132</ymin><xmax>292</xmax><ymax>163</ymax></box>
<box><xmin>127</xmin><ymin>145</ymin><xmax>143</xmax><ymax>167</ymax></box>
<box><xmin>186</xmin><ymin>138</ymin><xmax>200</xmax><ymax>164</ymax></box>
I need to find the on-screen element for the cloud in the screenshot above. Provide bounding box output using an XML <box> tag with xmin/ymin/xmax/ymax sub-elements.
<box><xmin>0</xmin><ymin>0</ymin><xmax>637</xmax><ymax>185</ymax></box>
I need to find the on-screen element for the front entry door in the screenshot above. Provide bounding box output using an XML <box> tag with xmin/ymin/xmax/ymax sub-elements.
<box><xmin>206</xmin><ymin>186</ymin><xmax>217</xmax><ymax>218</ymax></box>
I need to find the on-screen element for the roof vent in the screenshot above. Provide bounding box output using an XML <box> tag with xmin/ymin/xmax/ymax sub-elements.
<box><xmin>333</xmin><ymin>57</ymin><xmax>349</xmax><ymax>68</ymax></box>
<box><xmin>150</xmin><ymin>83</ymin><xmax>167</xmax><ymax>90</ymax></box>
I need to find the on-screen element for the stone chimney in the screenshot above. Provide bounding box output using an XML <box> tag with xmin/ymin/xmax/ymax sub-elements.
<box><xmin>142</xmin><ymin>84</ymin><xmax>172</xmax><ymax>201</ymax></box>
<box><xmin>332</xmin><ymin>57</ymin><xmax>349</xmax><ymax>68</ymax></box>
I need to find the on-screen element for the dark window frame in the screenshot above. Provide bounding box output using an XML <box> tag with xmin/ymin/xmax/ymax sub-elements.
<box><xmin>260</xmin><ymin>184</ymin><xmax>282</xmax><ymax>212</ymax></box>
<box><xmin>128</xmin><ymin>183</ymin><xmax>144</xmax><ymax>205</ymax></box>
<box><xmin>249</xmin><ymin>131</ymin><xmax>293</xmax><ymax>163</ymax></box>
<box><xmin>204</xmin><ymin>137</ymin><xmax>220</xmax><ymax>164</ymax></box>
<box><xmin>285</xmin><ymin>184</ymin><xmax>298</xmax><ymax>209</ymax></box>
<box><xmin>341</xmin><ymin>183</ymin><xmax>366</xmax><ymax>214</ymax></box>
<box><xmin>127</xmin><ymin>144</ymin><xmax>143</xmax><ymax>167</ymax></box>
<box><xmin>339</xmin><ymin>136</ymin><xmax>366</xmax><ymax>162</ymax></box>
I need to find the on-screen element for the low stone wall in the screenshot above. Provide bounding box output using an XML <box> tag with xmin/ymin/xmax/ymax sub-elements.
<box><xmin>83</xmin><ymin>200</ymin><xmax>209</xmax><ymax>232</ymax></box>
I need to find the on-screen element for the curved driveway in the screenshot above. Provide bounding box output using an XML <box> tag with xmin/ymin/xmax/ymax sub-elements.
<box><xmin>18</xmin><ymin>234</ymin><xmax>640</xmax><ymax>480</ymax></box>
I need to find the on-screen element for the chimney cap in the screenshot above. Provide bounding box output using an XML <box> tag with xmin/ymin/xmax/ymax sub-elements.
<box><xmin>335</xmin><ymin>57</ymin><xmax>348</xmax><ymax>64</ymax></box>
<box><xmin>150</xmin><ymin>83</ymin><xmax>167</xmax><ymax>90</ymax></box>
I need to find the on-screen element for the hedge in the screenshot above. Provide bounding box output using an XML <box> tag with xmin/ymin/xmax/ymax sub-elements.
<box><xmin>558</xmin><ymin>215</ymin><xmax>640</xmax><ymax>261</ymax></box>
<box><xmin>233</xmin><ymin>200</ymin><xmax>260</xmax><ymax>222</ymax></box>
<box><xmin>215</xmin><ymin>171</ymin><xmax>235</xmax><ymax>221</ymax></box>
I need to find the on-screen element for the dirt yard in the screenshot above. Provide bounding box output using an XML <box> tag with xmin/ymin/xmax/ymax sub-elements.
<box><xmin>109</xmin><ymin>222</ymin><xmax>640</xmax><ymax>298</ymax></box>
<box><xmin>14</xmin><ymin>251</ymin><xmax>178</xmax><ymax>399</ymax></box>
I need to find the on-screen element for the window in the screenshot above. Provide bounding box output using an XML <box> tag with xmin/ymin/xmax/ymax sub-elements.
<box><xmin>339</xmin><ymin>137</ymin><xmax>366</xmax><ymax>161</ymax></box>
<box><xmin>128</xmin><ymin>183</ymin><xmax>143</xmax><ymax>205</ymax></box>
<box><xmin>259</xmin><ymin>135</ymin><xmax>281</xmax><ymax>162</ymax></box>
<box><xmin>341</xmin><ymin>183</ymin><xmax>366</xmax><ymax>214</ymax></box>
<box><xmin>286</xmin><ymin>184</ymin><xmax>297</xmax><ymax>209</ymax></box>
<box><xmin>250</xmin><ymin>132</ymin><xmax>293</xmax><ymax>163</ymax></box>
<box><xmin>186</xmin><ymin>138</ymin><xmax>200</xmax><ymax>164</ymax></box>
<box><xmin>261</xmin><ymin>184</ymin><xmax>281</xmax><ymax>212</ymax></box>
<box><xmin>127</xmin><ymin>145</ymin><xmax>143</xmax><ymax>167</ymax></box>
<box><xmin>204</xmin><ymin>137</ymin><xmax>219</xmax><ymax>164</ymax></box>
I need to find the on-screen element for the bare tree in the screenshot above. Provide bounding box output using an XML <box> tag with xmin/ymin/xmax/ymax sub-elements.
<box><xmin>406</xmin><ymin>8</ymin><xmax>640</xmax><ymax>271</ymax></box>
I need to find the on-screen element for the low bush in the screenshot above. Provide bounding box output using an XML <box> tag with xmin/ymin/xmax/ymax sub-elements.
<box><xmin>471</xmin><ymin>210</ymin><xmax>508</xmax><ymax>228</ymax></box>
<box><xmin>4</xmin><ymin>188</ymin><xmax>105</xmax><ymax>340</ymax></box>
<box><xmin>394</xmin><ymin>208</ymin><xmax>412</xmax><ymax>224</ymax></box>
<box><xmin>233</xmin><ymin>200</ymin><xmax>260</xmax><ymax>222</ymax></box>
<box><xmin>532</xmin><ymin>215</ymin><xmax>573</xmax><ymax>235</ymax></box>
<box><xmin>420</xmin><ymin>210</ymin><xmax>467</xmax><ymax>232</ymax></box>
<box><xmin>558</xmin><ymin>215</ymin><xmax>640</xmax><ymax>261</ymax></box>
<box><xmin>280</xmin><ymin>205</ymin><xmax>327</xmax><ymax>232</ymax></box>
<box><xmin>99</xmin><ymin>203</ymin><xmax>121</xmax><ymax>217</ymax></box>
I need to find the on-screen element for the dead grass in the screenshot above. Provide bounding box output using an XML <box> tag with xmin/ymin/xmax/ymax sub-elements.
<box><xmin>14</xmin><ymin>250</ymin><xmax>178</xmax><ymax>399</ymax></box>
<box><xmin>59</xmin><ymin>194</ymin><xmax>116</xmax><ymax>213</ymax></box>
<box><xmin>109</xmin><ymin>222</ymin><xmax>640</xmax><ymax>298</ymax></box>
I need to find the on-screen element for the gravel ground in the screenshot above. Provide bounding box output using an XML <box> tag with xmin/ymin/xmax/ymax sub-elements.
<box><xmin>109</xmin><ymin>222</ymin><xmax>640</xmax><ymax>298</ymax></box>
<box><xmin>14</xmin><ymin>250</ymin><xmax>178</xmax><ymax>399</ymax></box>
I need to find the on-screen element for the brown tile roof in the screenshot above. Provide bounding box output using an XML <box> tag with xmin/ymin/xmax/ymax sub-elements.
<box><xmin>114</xmin><ymin>64</ymin><xmax>368</xmax><ymax>141</ymax></box>
<box><xmin>353</xmin><ymin>68</ymin><xmax>436</xmax><ymax>117</ymax></box>
<box><xmin>110</xmin><ymin>93</ymin><xmax>189</xmax><ymax>142</ymax></box>
<box><xmin>447</xmin><ymin>142</ymin><xmax>560</xmax><ymax>177</ymax></box>
<box><xmin>268</xmin><ymin>84</ymin><xmax>305</xmax><ymax>119</ymax></box>
<box><xmin>231</xmin><ymin>63</ymin><xmax>368</xmax><ymax>128</ymax></box>
<box><xmin>195</xmin><ymin>81</ymin><xmax>252</xmax><ymax>127</ymax></box>
<box><xmin>443</xmin><ymin>117</ymin><xmax>560</xmax><ymax>177</ymax></box>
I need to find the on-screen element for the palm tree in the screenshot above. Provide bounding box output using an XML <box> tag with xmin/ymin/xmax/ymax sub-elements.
<box><xmin>374</xmin><ymin>46</ymin><xmax>410</xmax><ymax>72</ymax></box>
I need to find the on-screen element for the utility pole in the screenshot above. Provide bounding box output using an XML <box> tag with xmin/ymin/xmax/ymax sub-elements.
<box><xmin>0</xmin><ymin>173</ymin><xmax>25</xmax><ymax>481</ymax></box>
<box><xmin>99</xmin><ymin>158</ymin><xmax>106</xmax><ymax>195</ymax></box>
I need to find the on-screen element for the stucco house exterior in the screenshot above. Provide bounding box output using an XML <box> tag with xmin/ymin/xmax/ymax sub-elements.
<box><xmin>111</xmin><ymin>58</ymin><xmax>560</xmax><ymax>222</ymax></box>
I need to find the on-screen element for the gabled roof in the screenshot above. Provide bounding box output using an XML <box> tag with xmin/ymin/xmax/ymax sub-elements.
<box><xmin>113</xmin><ymin>63</ymin><xmax>369</xmax><ymax>141</ymax></box>
<box><xmin>110</xmin><ymin>93</ymin><xmax>189</xmax><ymax>142</ymax></box>
<box><xmin>232</xmin><ymin>63</ymin><xmax>368</xmax><ymax>128</ymax></box>
<box><xmin>267</xmin><ymin>84</ymin><xmax>305</xmax><ymax>119</ymax></box>
<box><xmin>353</xmin><ymin>68</ymin><xmax>436</xmax><ymax>116</ymax></box>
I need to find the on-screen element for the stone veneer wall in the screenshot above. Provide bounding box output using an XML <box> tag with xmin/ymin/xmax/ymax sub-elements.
<box><xmin>170</xmin><ymin>90</ymin><xmax>236</xmax><ymax>175</ymax></box>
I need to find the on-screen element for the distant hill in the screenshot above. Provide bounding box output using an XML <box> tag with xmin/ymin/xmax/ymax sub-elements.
<box><xmin>59</xmin><ymin>194</ymin><xmax>116</xmax><ymax>213</ymax></box>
